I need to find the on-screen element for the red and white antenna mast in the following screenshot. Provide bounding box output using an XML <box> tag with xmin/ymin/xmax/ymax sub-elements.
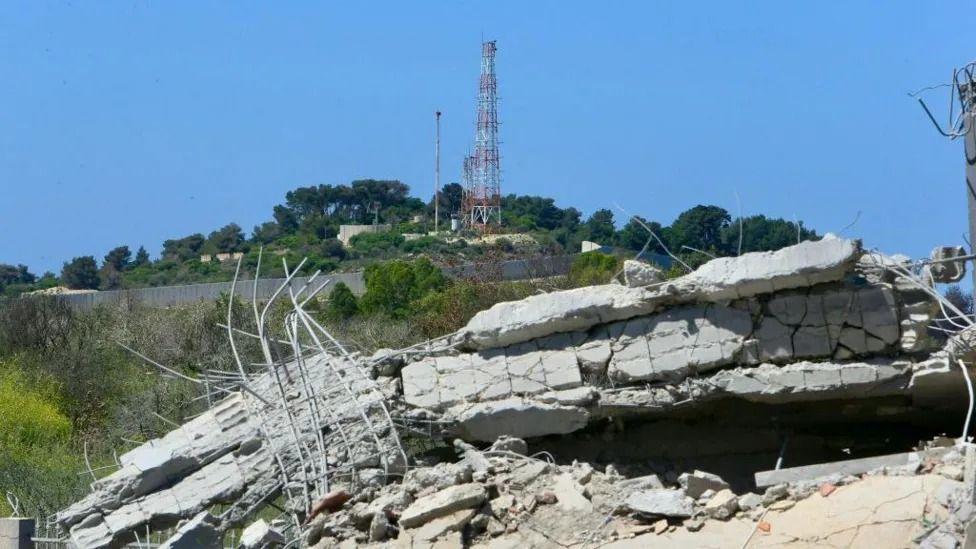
<box><xmin>462</xmin><ymin>40</ymin><xmax>502</xmax><ymax>229</ymax></box>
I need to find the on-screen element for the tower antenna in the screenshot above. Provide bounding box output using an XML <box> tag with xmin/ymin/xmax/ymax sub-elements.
<box><xmin>462</xmin><ymin>40</ymin><xmax>502</xmax><ymax>230</ymax></box>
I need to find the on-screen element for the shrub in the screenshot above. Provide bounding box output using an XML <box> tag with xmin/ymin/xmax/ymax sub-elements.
<box><xmin>568</xmin><ymin>251</ymin><xmax>619</xmax><ymax>286</ymax></box>
<box><xmin>0</xmin><ymin>366</ymin><xmax>85</xmax><ymax>516</ymax></box>
<box><xmin>321</xmin><ymin>238</ymin><xmax>347</xmax><ymax>260</ymax></box>
<box><xmin>325</xmin><ymin>282</ymin><xmax>359</xmax><ymax>320</ymax></box>
<box><xmin>359</xmin><ymin>258</ymin><xmax>446</xmax><ymax>318</ymax></box>
<box><xmin>350</xmin><ymin>231</ymin><xmax>405</xmax><ymax>256</ymax></box>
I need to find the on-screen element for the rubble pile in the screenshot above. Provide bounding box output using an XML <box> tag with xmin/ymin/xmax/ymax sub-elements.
<box><xmin>54</xmin><ymin>235</ymin><xmax>976</xmax><ymax>547</ymax></box>
<box><xmin>298</xmin><ymin>435</ymin><xmax>976</xmax><ymax>548</ymax></box>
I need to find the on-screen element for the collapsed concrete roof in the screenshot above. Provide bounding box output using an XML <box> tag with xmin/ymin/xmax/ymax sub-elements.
<box><xmin>53</xmin><ymin>236</ymin><xmax>975</xmax><ymax>547</ymax></box>
<box><xmin>402</xmin><ymin>236</ymin><xmax>962</xmax><ymax>442</ymax></box>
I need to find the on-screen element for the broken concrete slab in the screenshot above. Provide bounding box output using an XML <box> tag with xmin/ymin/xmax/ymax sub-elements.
<box><xmin>622</xmin><ymin>260</ymin><xmax>663</xmax><ymax>287</ymax></box>
<box><xmin>624</xmin><ymin>489</ymin><xmax>695</xmax><ymax>518</ymax></box>
<box><xmin>755</xmin><ymin>448</ymin><xmax>950</xmax><ymax>488</ymax></box>
<box><xmin>459</xmin><ymin>238</ymin><xmax>862</xmax><ymax>350</ymax></box>
<box><xmin>608</xmin><ymin>305</ymin><xmax>752</xmax><ymax>383</ymax></box>
<box><xmin>678</xmin><ymin>470</ymin><xmax>730</xmax><ymax>499</ymax></box>
<box><xmin>239</xmin><ymin>519</ymin><xmax>286</xmax><ymax>548</ymax></box>
<box><xmin>703</xmin><ymin>489</ymin><xmax>738</xmax><ymax>520</ymax></box>
<box><xmin>412</xmin><ymin>508</ymin><xmax>477</xmax><ymax>542</ymax></box>
<box><xmin>399</xmin><ymin>484</ymin><xmax>488</xmax><ymax>529</ymax></box>
<box><xmin>680</xmin><ymin>235</ymin><xmax>862</xmax><ymax>302</ymax></box>
<box><xmin>449</xmin><ymin>398</ymin><xmax>589</xmax><ymax>442</ymax></box>
<box><xmin>158</xmin><ymin>512</ymin><xmax>221</xmax><ymax>549</ymax></box>
<box><xmin>460</xmin><ymin>284</ymin><xmax>659</xmax><ymax>350</ymax></box>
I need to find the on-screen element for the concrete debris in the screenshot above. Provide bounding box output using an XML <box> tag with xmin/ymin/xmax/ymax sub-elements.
<box><xmin>460</xmin><ymin>237</ymin><xmax>862</xmax><ymax>350</ymax></box>
<box><xmin>755</xmin><ymin>448</ymin><xmax>951</xmax><ymax>488</ymax></box>
<box><xmin>624</xmin><ymin>490</ymin><xmax>695</xmax><ymax>518</ymax></box>
<box><xmin>239</xmin><ymin>519</ymin><xmax>286</xmax><ymax>548</ymax></box>
<box><xmin>703</xmin><ymin>489</ymin><xmax>738</xmax><ymax>520</ymax></box>
<box><xmin>488</xmin><ymin>436</ymin><xmax>528</xmax><ymax>456</ymax></box>
<box><xmin>55</xmin><ymin>237</ymin><xmax>976</xmax><ymax>548</ymax></box>
<box><xmin>678</xmin><ymin>470</ymin><xmax>730</xmax><ymax>499</ymax></box>
<box><xmin>929</xmin><ymin>245</ymin><xmax>968</xmax><ymax>283</ymax></box>
<box><xmin>398</xmin><ymin>484</ymin><xmax>487</xmax><ymax>529</ymax></box>
<box><xmin>622</xmin><ymin>259</ymin><xmax>663</xmax><ymax>287</ymax></box>
<box><xmin>158</xmin><ymin>512</ymin><xmax>221</xmax><ymax>549</ymax></box>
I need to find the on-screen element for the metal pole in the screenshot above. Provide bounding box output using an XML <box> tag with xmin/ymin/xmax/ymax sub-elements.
<box><xmin>434</xmin><ymin>110</ymin><xmax>441</xmax><ymax>234</ymax></box>
<box><xmin>965</xmin><ymin>109</ymin><xmax>976</xmax><ymax>291</ymax></box>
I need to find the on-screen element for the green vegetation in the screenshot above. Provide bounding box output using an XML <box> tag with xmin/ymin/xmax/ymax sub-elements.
<box><xmin>2</xmin><ymin>174</ymin><xmax>819</xmax><ymax>297</ymax></box>
<box><xmin>0</xmin><ymin>296</ymin><xmax>266</xmax><ymax>515</ymax></box>
<box><xmin>325</xmin><ymin>282</ymin><xmax>359</xmax><ymax>320</ymax></box>
<box><xmin>568</xmin><ymin>251</ymin><xmax>621</xmax><ymax>286</ymax></box>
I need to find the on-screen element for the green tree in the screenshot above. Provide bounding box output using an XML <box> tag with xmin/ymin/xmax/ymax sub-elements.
<box><xmin>103</xmin><ymin>246</ymin><xmax>131</xmax><ymax>271</ymax></box>
<box><xmin>583</xmin><ymin>209</ymin><xmax>616</xmax><ymax>244</ymax></box>
<box><xmin>0</xmin><ymin>264</ymin><xmax>35</xmax><ymax>292</ymax></box>
<box><xmin>61</xmin><ymin>256</ymin><xmax>99</xmax><ymax>289</ymax></box>
<box><xmin>133</xmin><ymin>246</ymin><xmax>151</xmax><ymax>267</ymax></box>
<box><xmin>359</xmin><ymin>258</ymin><xmax>446</xmax><ymax>318</ymax></box>
<box><xmin>161</xmin><ymin>234</ymin><xmax>205</xmax><ymax>261</ymax></box>
<box><xmin>719</xmin><ymin>215</ymin><xmax>817</xmax><ymax>254</ymax></box>
<box><xmin>616</xmin><ymin>216</ymin><xmax>666</xmax><ymax>252</ymax></box>
<box><xmin>205</xmin><ymin>223</ymin><xmax>245</xmax><ymax>253</ymax></box>
<box><xmin>668</xmin><ymin>205</ymin><xmax>731</xmax><ymax>253</ymax></box>
<box><xmin>251</xmin><ymin>221</ymin><xmax>282</xmax><ymax>244</ymax></box>
<box><xmin>325</xmin><ymin>282</ymin><xmax>359</xmax><ymax>320</ymax></box>
<box><xmin>432</xmin><ymin>182</ymin><xmax>465</xmax><ymax>223</ymax></box>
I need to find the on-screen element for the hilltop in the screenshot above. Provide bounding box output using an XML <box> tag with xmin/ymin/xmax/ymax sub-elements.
<box><xmin>0</xmin><ymin>179</ymin><xmax>817</xmax><ymax>297</ymax></box>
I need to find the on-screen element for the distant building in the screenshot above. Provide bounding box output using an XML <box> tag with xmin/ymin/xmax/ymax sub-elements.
<box><xmin>199</xmin><ymin>254</ymin><xmax>213</xmax><ymax>263</ymax></box>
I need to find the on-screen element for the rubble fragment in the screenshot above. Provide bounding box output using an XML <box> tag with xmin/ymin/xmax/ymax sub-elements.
<box><xmin>622</xmin><ymin>259</ymin><xmax>663</xmax><ymax>287</ymax></box>
<box><xmin>624</xmin><ymin>490</ymin><xmax>695</xmax><ymax>518</ymax></box>
<box><xmin>398</xmin><ymin>484</ymin><xmax>487</xmax><ymax>529</ymax></box>
<box><xmin>239</xmin><ymin>519</ymin><xmax>286</xmax><ymax>548</ymax></box>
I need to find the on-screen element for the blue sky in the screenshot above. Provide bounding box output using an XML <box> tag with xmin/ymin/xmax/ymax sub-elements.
<box><xmin>0</xmin><ymin>1</ymin><xmax>971</xmax><ymax>274</ymax></box>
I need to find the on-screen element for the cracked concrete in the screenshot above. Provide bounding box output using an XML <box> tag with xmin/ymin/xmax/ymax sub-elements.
<box><xmin>398</xmin><ymin>237</ymin><xmax>950</xmax><ymax>441</ymax></box>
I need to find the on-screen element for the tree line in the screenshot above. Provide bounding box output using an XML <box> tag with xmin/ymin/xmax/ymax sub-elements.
<box><xmin>2</xmin><ymin>178</ymin><xmax>821</xmax><ymax>295</ymax></box>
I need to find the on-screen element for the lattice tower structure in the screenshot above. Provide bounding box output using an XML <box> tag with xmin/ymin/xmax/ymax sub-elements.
<box><xmin>462</xmin><ymin>40</ymin><xmax>502</xmax><ymax>229</ymax></box>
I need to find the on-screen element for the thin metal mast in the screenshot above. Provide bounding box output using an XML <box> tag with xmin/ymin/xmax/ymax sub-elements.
<box><xmin>434</xmin><ymin>110</ymin><xmax>441</xmax><ymax>234</ymax></box>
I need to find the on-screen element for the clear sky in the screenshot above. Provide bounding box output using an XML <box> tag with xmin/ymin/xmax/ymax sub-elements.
<box><xmin>0</xmin><ymin>1</ymin><xmax>971</xmax><ymax>274</ymax></box>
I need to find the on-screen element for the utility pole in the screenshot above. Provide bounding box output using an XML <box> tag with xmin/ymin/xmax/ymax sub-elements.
<box><xmin>434</xmin><ymin>110</ymin><xmax>441</xmax><ymax>234</ymax></box>
<box><xmin>914</xmin><ymin>64</ymin><xmax>976</xmax><ymax>290</ymax></box>
<box><xmin>963</xmin><ymin>84</ymin><xmax>976</xmax><ymax>291</ymax></box>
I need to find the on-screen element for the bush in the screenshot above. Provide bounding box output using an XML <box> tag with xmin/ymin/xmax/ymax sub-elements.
<box><xmin>350</xmin><ymin>231</ymin><xmax>405</xmax><ymax>256</ymax></box>
<box><xmin>568</xmin><ymin>252</ymin><xmax>619</xmax><ymax>286</ymax></box>
<box><xmin>325</xmin><ymin>282</ymin><xmax>359</xmax><ymax>320</ymax></box>
<box><xmin>359</xmin><ymin>258</ymin><xmax>446</xmax><ymax>318</ymax></box>
<box><xmin>0</xmin><ymin>365</ymin><xmax>85</xmax><ymax>516</ymax></box>
<box><xmin>321</xmin><ymin>238</ymin><xmax>347</xmax><ymax>260</ymax></box>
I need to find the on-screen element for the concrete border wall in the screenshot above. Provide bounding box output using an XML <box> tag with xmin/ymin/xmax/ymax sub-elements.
<box><xmin>27</xmin><ymin>256</ymin><xmax>575</xmax><ymax>311</ymax></box>
<box><xmin>54</xmin><ymin>272</ymin><xmax>365</xmax><ymax>311</ymax></box>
